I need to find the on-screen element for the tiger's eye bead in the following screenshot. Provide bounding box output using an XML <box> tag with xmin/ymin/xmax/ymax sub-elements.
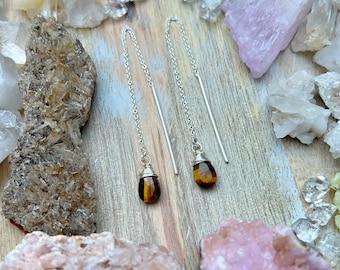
<box><xmin>138</xmin><ymin>176</ymin><xmax>161</xmax><ymax>204</ymax></box>
<box><xmin>193</xmin><ymin>161</ymin><xmax>217</xmax><ymax>187</ymax></box>
<box><xmin>138</xmin><ymin>164</ymin><xmax>161</xmax><ymax>204</ymax></box>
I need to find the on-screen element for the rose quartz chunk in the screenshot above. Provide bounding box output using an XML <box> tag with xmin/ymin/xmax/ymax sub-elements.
<box><xmin>200</xmin><ymin>219</ymin><xmax>331</xmax><ymax>270</ymax></box>
<box><xmin>0</xmin><ymin>232</ymin><xmax>182</xmax><ymax>270</ymax></box>
<box><xmin>222</xmin><ymin>0</ymin><xmax>313</xmax><ymax>78</ymax></box>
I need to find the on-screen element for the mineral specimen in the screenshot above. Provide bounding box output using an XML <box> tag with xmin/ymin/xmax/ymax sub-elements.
<box><xmin>0</xmin><ymin>110</ymin><xmax>21</xmax><ymax>164</ymax></box>
<box><xmin>13</xmin><ymin>0</ymin><xmax>58</xmax><ymax>18</ymax></box>
<box><xmin>305</xmin><ymin>201</ymin><xmax>337</xmax><ymax>226</ymax></box>
<box><xmin>222</xmin><ymin>0</ymin><xmax>313</xmax><ymax>78</ymax></box>
<box><xmin>324</xmin><ymin>121</ymin><xmax>340</xmax><ymax>159</ymax></box>
<box><xmin>104</xmin><ymin>0</ymin><xmax>128</xmax><ymax>19</ymax></box>
<box><xmin>1</xmin><ymin>15</ymin><xmax>97</xmax><ymax>235</ymax></box>
<box><xmin>291</xmin><ymin>218</ymin><xmax>321</xmax><ymax>243</ymax></box>
<box><xmin>268</xmin><ymin>71</ymin><xmax>331</xmax><ymax>144</ymax></box>
<box><xmin>0</xmin><ymin>55</ymin><xmax>22</xmax><ymax>110</ymax></box>
<box><xmin>291</xmin><ymin>0</ymin><xmax>337</xmax><ymax>52</ymax></box>
<box><xmin>315</xmin><ymin>72</ymin><xmax>340</xmax><ymax>119</ymax></box>
<box><xmin>0</xmin><ymin>232</ymin><xmax>182</xmax><ymax>269</ymax></box>
<box><xmin>316</xmin><ymin>233</ymin><xmax>340</xmax><ymax>268</ymax></box>
<box><xmin>0</xmin><ymin>21</ymin><xmax>29</xmax><ymax>65</ymax></box>
<box><xmin>200</xmin><ymin>219</ymin><xmax>331</xmax><ymax>269</ymax></box>
<box><xmin>302</xmin><ymin>174</ymin><xmax>330</xmax><ymax>203</ymax></box>
<box><xmin>199</xmin><ymin>0</ymin><xmax>224</xmax><ymax>21</ymax></box>
<box><xmin>314</xmin><ymin>36</ymin><xmax>340</xmax><ymax>73</ymax></box>
<box><xmin>62</xmin><ymin>0</ymin><xmax>108</xmax><ymax>28</ymax></box>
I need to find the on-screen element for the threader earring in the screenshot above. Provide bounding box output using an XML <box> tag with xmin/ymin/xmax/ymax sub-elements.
<box><xmin>121</xmin><ymin>26</ymin><xmax>178</xmax><ymax>204</ymax></box>
<box><xmin>165</xmin><ymin>16</ymin><xmax>228</xmax><ymax>187</ymax></box>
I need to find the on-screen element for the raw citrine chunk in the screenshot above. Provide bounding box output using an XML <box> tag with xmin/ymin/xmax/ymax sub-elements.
<box><xmin>193</xmin><ymin>161</ymin><xmax>217</xmax><ymax>187</ymax></box>
<box><xmin>138</xmin><ymin>176</ymin><xmax>161</xmax><ymax>204</ymax></box>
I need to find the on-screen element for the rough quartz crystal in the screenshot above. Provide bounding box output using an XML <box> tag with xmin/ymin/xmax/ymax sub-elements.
<box><xmin>269</xmin><ymin>97</ymin><xmax>330</xmax><ymax>144</ymax></box>
<box><xmin>0</xmin><ymin>110</ymin><xmax>22</xmax><ymax>164</ymax></box>
<box><xmin>222</xmin><ymin>0</ymin><xmax>313</xmax><ymax>78</ymax></box>
<box><xmin>291</xmin><ymin>0</ymin><xmax>337</xmax><ymax>52</ymax></box>
<box><xmin>315</xmin><ymin>72</ymin><xmax>340</xmax><ymax>120</ymax></box>
<box><xmin>1</xmin><ymin>15</ymin><xmax>97</xmax><ymax>235</ymax></box>
<box><xmin>302</xmin><ymin>174</ymin><xmax>330</xmax><ymax>203</ymax></box>
<box><xmin>62</xmin><ymin>0</ymin><xmax>108</xmax><ymax>28</ymax></box>
<box><xmin>200</xmin><ymin>219</ymin><xmax>331</xmax><ymax>269</ymax></box>
<box><xmin>306</xmin><ymin>200</ymin><xmax>337</xmax><ymax>226</ymax></box>
<box><xmin>268</xmin><ymin>71</ymin><xmax>331</xmax><ymax>144</ymax></box>
<box><xmin>291</xmin><ymin>218</ymin><xmax>321</xmax><ymax>243</ymax></box>
<box><xmin>0</xmin><ymin>231</ymin><xmax>182</xmax><ymax>269</ymax></box>
<box><xmin>0</xmin><ymin>21</ymin><xmax>29</xmax><ymax>65</ymax></box>
<box><xmin>324</xmin><ymin>121</ymin><xmax>340</xmax><ymax>159</ymax></box>
<box><xmin>314</xmin><ymin>36</ymin><xmax>340</xmax><ymax>73</ymax></box>
<box><xmin>0</xmin><ymin>55</ymin><xmax>22</xmax><ymax>110</ymax></box>
<box><xmin>317</xmin><ymin>233</ymin><xmax>340</xmax><ymax>267</ymax></box>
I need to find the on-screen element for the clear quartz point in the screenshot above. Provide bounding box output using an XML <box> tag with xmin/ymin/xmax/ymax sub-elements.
<box><xmin>104</xmin><ymin>0</ymin><xmax>128</xmax><ymax>19</ymax></box>
<box><xmin>291</xmin><ymin>218</ymin><xmax>321</xmax><ymax>243</ymax></box>
<box><xmin>199</xmin><ymin>0</ymin><xmax>223</xmax><ymax>21</ymax></box>
<box><xmin>317</xmin><ymin>233</ymin><xmax>340</xmax><ymax>267</ymax></box>
<box><xmin>302</xmin><ymin>174</ymin><xmax>330</xmax><ymax>203</ymax></box>
<box><xmin>306</xmin><ymin>200</ymin><xmax>337</xmax><ymax>226</ymax></box>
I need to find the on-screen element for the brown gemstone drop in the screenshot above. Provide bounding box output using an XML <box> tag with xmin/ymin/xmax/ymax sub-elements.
<box><xmin>193</xmin><ymin>161</ymin><xmax>217</xmax><ymax>187</ymax></box>
<box><xmin>138</xmin><ymin>176</ymin><xmax>161</xmax><ymax>204</ymax></box>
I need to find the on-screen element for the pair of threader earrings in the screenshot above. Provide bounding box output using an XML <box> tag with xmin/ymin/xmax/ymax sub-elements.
<box><xmin>121</xmin><ymin>17</ymin><xmax>228</xmax><ymax>204</ymax></box>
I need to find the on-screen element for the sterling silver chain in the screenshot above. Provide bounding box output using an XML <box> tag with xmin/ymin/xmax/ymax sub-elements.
<box><xmin>121</xmin><ymin>26</ymin><xmax>179</xmax><ymax>172</ymax></box>
<box><xmin>121</xmin><ymin>26</ymin><xmax>153</xmax><ymax>164</ymax></box>
<box><xmin>165</xmin><ymin>17</ymin><xmax>202</xmax><ymax>152</ymax></box>
<box><xmin>165</xmin><ymin>17</ymin><xmax>228</xmax><ymax>162</ymax></box>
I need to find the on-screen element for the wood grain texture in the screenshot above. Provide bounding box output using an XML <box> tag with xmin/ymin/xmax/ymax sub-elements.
<box><xmin>1</xmin><ymin>1</ymin><xmax>339</xmax><ymax>268</ymax></box>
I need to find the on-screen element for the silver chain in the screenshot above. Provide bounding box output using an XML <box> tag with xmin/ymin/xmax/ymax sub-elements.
<box><xmin>165</xmin><ymin>16</ymin><xmax>202</xmax><ymax>151</ymax></box>
<box><xmin>121</xmin><ymin>26</ymin><xmax>153</xmax><ymax>164</ymax></box>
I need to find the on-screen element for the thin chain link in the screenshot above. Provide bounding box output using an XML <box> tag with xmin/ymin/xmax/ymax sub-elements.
<box><xmin>165</xmin><ymin>16</ymin><xmax>200</xmax><ymax>149</ymax></box>
<box><xmin>121</xmin><ymin>26</ymin><xmax>153</xmax><ymax>163</ymax></box>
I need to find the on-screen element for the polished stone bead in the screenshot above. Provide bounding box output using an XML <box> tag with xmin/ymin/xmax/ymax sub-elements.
<box><xmin>138</xmin><ymin>176</ymin><xmax>161</xmax><ymax>204</ymax></box>
<box><xmin>193</xmin><ymin>161</ymin><xmax>217</xmax><ymax>187</ymax></box>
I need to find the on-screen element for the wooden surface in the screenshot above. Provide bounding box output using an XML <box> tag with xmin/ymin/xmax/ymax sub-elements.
<box><xmin>1</xmin><ymin>1</ymin><xmax>340</xmax><ymax>268</ymax></box>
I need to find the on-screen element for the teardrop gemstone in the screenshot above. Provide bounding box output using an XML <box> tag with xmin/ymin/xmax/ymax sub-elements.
<box><xmin>138</xmin><ymin>175</ymin><xmax>161</xmax><ymax>204</ymax></box>
<box><xmin>193</xmin><ymin>161</ymin><xmax>217</xmax><ymax>187</ymax></box>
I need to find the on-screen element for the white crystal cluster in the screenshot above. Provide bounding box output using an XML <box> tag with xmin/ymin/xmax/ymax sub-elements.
<box><xmin>270</xmin><ymin>0</ymin><xmax>340</xmax><ymax>159</ymax></box>
<box><xmin>12</xmin><ymin>0</ymin><xmax>145</xmax><ymax>28</ymax></box>
<box><xmin>292</xmin><ymin>174</ymin><xmax>339</xmax><ymax>267</ymax></box>
<box><xmin>268</xmin><ymin>71</ymin><xmax>331</xmax><ymax>145</ymax></box>
<box><xmin>0</xmin><ymin>53</ymin><xmax>22</xmax><ymax>164</ymax></box>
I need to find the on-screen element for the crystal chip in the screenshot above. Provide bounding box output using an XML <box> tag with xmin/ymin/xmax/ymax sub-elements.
<box><xmin>291</xmin><ymin>218</ymin><xmax>321</xmax><ymax>243</ymax></box>
<box><xmin>104</xmin><ymin>0</ymin><xmax>128</xmax><ymax>19</ymax></box>
<box><xmin>306</xmin><ymin>200</ymin><xmax>337</xmax><ymax>226</ymax></box>
<box><xmin>317</xmin><ymin>233</ymin><xmax>340</xmax><ymax>267</ymax></box>
<box><xmin>302</xmin><ymin>174</ymin><xmax>330</xmax><ymax>203</ymax></box>
<box><xmin>199</xmin><ymin>0</ymin><xmax>224</xmax><ymax>21</ymax></box>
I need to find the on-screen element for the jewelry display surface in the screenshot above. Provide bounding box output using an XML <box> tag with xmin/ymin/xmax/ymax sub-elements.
<box><xmin>0</xmin><ymin>1</ymin><xmax>339</xmax><ymax>269</ymax></box>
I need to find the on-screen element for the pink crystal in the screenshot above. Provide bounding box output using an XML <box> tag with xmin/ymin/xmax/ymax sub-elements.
<box><xmin>222</xmin><ymin>0</ymin><xmax>313</xmax><ymax>78</ymax></box>
<box><xmin>200</xmin><ymin>219</ymin><xmax>331</xmax><ymax>270</ymax></box>
<box><xmin>0</xmin><ymin>231</ymin><xmax>182</xmax><ymax>269</ymax></box>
